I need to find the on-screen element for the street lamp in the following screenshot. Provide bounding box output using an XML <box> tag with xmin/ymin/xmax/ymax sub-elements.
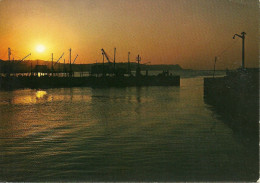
<box><xmin>233</xmin><ymin>32</ymin><xmax>246</xmax><ymax>69</ymax></box>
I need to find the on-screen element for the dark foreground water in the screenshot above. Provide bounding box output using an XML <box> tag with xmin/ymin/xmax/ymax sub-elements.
<box><xmin>0</xmin><ymin>77</ymin><xmax>258</xmax><ymax>181</ymax></box>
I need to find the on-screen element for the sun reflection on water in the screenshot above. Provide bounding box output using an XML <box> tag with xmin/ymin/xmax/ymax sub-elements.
<box><xmin>0</xmin><ymin>88</ymin><xmax>93</xmax><ymax>105</ymax></box>
<box><xmin>36</xmin><ymin>90</ymin><xmax>47</xmax><ymax>99</ymax></box>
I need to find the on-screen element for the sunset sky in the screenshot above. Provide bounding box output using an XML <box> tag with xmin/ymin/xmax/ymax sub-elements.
<box><xmin>0</xmin><ymin>0</ymin><xmax>258</xmax><ymax>70</ymax></box>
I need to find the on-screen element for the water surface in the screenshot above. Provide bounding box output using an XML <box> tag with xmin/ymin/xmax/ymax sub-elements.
<box><xmin>0</xmin><ymin>77</ymin><xmax>257</xmax><ymax>181</ymax></box>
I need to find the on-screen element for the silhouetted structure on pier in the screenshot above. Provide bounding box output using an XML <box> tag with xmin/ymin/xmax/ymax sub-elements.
<box><xmin>204</xmin><ymin>33</ymin><xmax>259</xmax><ymax>165</ymax></box>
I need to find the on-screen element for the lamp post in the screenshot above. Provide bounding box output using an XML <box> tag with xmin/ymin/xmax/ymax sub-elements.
<box><xmin>233</xmin><ymin>32</ymin><xmax>246</xmax><ymax>69</ymax></box>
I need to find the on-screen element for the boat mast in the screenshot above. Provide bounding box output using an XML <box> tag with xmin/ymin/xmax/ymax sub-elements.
<box><xmin>114</xmin><ymin>48</ymin><xmax>116</xmax><ymax>73</ymax></box>
<box><xmin>69</xmin><ymin>48</ymin><xmax>72</xmax><ymax>77</ymax></box>
<box><xmin>102</xmin><ymin>51</ymin><xmax>105</xmax><ymax>76</ymax></box>
<box><xmin>136</xmin><ymin>54</ymin><xmax>141</xmax><ymax>77</ymax></box>
<box><xmin>213</xmin><ymin>56</ymin><xmax>217</xmax><ymax>78</ymax></box>
<box><xmin>128</xmin><ymin>52</ymin><xmax>130</xmax><ymax>75</ymax></box>
<box><xmin>51</xmin><ymin>53</ymin><xmax>54</xmax><ymax>76</ymax></box>
<box><xmin>7</xmin><ymin>47</ymin><xmax>11</xmax><ymax>77</ymax></box>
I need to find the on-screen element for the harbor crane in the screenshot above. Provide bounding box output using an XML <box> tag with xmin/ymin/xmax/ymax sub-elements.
<box><xmin>54</xmin><ymin>53</ymin><xmax>65</xmax><ymax>65</ymax></box>
<box><xmin>17</xmin><ymin>53</ymin><xmax>31</xmax><ymax>63</ymax></box>
<box><xmin>6</xmin><ymin>48</ymin><xmax>31</xmax><ymax>76</ymax></box>
<box><xmin>13</xmin><ymin>52</ymin><xmax>31</xmax><ymax>76</ymax></box>
<box><xmin>51</xmin><ymin>52</ymin><xmax>64</xmax><ymax>76</ymax></box>
<box><xmin>72</xmin><ymin>54</ymin><xmax>78</xmax><ymax>64</ymax></box>
<box><xmin>100</xmin><ymin>48</ymin><xmax>118</xmax><ymax>76</ymax></box>
<box><xmin>101</xmin><ymin>48</ymin><xmax>112</xmax><ymax>63</ymax></box>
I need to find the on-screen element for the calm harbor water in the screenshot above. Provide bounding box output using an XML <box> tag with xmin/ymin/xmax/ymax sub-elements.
<box><xmin>0</xmin><ymin>76</ymin><xmax>258</xmax><ymax>181</ymax></box>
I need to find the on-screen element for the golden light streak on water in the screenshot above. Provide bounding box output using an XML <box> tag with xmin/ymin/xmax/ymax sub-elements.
<box><xmin>36</xmin><ymin>91</ymin><xmax>47</xmax><ymax>98</ymax></box>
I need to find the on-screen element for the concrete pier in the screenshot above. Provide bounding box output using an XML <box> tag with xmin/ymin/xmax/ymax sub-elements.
<box><xmin>204</xmin><ymin>68</ymin><xmax>259</xmax><ymax>140</ymax></box>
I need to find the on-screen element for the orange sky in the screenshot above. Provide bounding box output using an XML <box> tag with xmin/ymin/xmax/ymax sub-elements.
<box><xmin>0</xmin><ymin>0</ymin><xmax>258</xmax><ymax>69</ymax></box>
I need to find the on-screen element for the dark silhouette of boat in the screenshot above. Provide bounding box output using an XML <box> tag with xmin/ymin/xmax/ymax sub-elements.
<box><xmin>0</xmin><ymin>49</ymin><xmax>180</xmax><ymax>90</ymax></box>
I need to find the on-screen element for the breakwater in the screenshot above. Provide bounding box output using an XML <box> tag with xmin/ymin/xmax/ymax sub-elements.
<box><xmin>204</xmin><ymin>68</ymin><xmax>259</xmax><ymax>141</ymax></box>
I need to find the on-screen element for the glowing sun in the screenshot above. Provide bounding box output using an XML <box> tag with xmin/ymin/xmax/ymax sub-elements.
<box><xmin>36</xmin><ymin>44</ymin><xmax>46</xmax><ymax>53</ymax></box>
